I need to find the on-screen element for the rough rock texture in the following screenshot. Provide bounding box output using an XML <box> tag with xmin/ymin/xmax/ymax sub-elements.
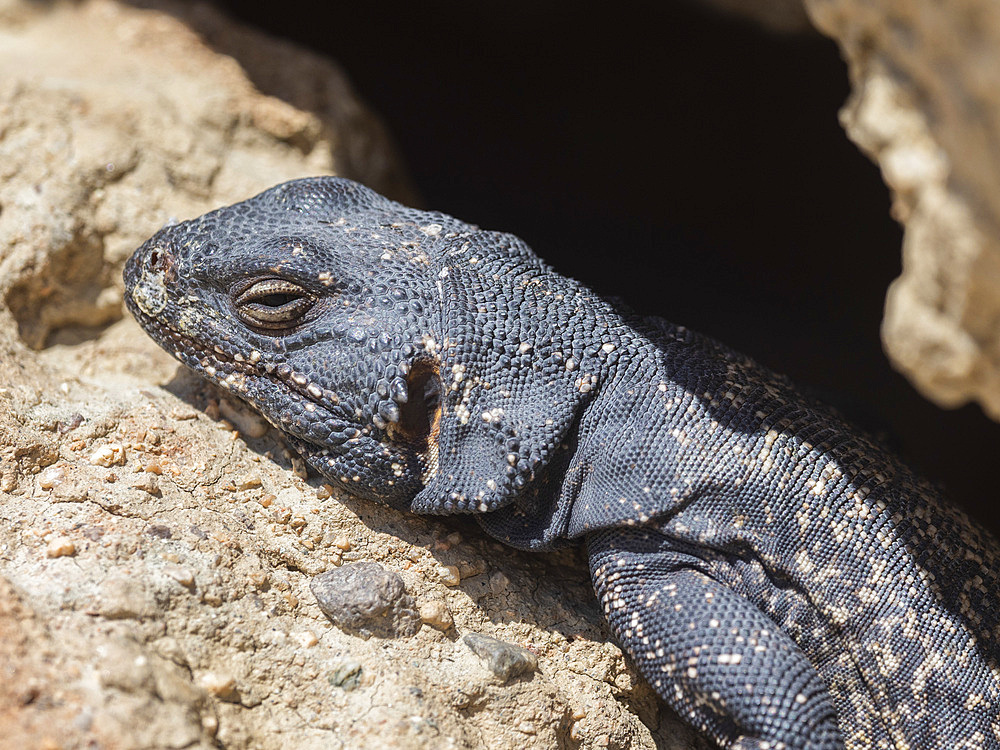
<box><xmin>0</xmin><ymin>1</ymin><xmax>703</xmax><ymax>748</ymax></box>
<box><xmin>463</xmin><ymin>633</ymin><xmax>540</xmax><ymax>682</ymax></box>
<box><xmin>804</xmin><ymin>0</ymin><xmax>1000</xmax><ymax>419</ymax></box>
<box><xmin>310</xmin><ymin>561</ymin><xmax>421</xmax><ymax>639</ymax></box>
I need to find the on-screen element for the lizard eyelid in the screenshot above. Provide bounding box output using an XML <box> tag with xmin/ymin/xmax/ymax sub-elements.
<box><xmin>234</xmin><ymin>278</ymin><xmax>316</xmax><ymax>331</ymax></box>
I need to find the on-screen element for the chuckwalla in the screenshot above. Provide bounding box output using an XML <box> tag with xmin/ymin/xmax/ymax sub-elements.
<box><xmin>124</xmin><ymin>177</ymin><xmax>1000</xmax><ymax>749</ymax></box>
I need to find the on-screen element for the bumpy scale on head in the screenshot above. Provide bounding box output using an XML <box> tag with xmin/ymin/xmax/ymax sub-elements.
<box><xmin>126</xmin><ymin>177</ymin><xmax>1000</xmax><ymax>750</ymax></box>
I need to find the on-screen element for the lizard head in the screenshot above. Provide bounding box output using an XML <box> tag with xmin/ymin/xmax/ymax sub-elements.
<box><xmin>125</xmin><ymin>177</ymin><xmax>598</xmax><ymax>523</ymax></box>
<box><xmin>123</xmin><ymin>177</ymin><xmax>475</xmax><ymax>508</ymax></box>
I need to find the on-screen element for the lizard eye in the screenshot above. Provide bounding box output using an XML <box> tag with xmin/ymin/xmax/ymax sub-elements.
<box><xmin>234</xmin><ymin>279</ymin><xmax>315</xmax><ymax>331</ymax></box>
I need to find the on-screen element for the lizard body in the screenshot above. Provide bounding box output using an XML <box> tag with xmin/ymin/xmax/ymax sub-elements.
<box><xmin>124</xmin><ymin>177</ymin><xmax>1000</xmax><ymax>749</ymax></box>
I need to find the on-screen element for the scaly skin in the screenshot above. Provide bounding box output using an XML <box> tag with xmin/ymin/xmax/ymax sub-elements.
<box><xmin>124</xmin><ymin>177</ymin><xmax>1000</xmax><ymax>749</ymax></box>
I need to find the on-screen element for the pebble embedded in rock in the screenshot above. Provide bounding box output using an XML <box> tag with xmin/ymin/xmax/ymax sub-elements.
<box><xmin>328</xmin><ymin>659</ymin><xmax>363</xmax><ymax>691</ymax></box>
<box><xmin>164</xmin><ymin>565</ymin><xmax>195</xmax><ymax>589</ymax></box>
<box><xmin>419</xmin><ymin>599</ymin><xmax>454</xmax><ymax>631</ymax></box>
<box><xmin>292</xmin><ymin>630</ymin><xmax>318</xmax><ymax>648</ymax></box>
<box><xmin>489</xmin><ymin>571</ymin><xmax>510</xmax><ymax>594</ymax></box>
<box><xmin>438</xmin><ymin>564</ymin><xmax>461</xmax><ymax>586</ymax></box>
<box><xmin>237</xmin><ymin>474</ymin><xmax>262</xmax><ymax>490</ymax></box>
<box><xmin>45</xmin><ymin>536</ymin><xmax>76</xmax><ymax>558</ymax></box>
<box><xmin>89</xmin><ymin>443</ymin><xmax>126</xmax><ymax>467</ymax></box>
<box><xmin>218</xmin><ymin>398</ymin><xmax>269</xmax><ymax>438</ymax></box>
<box><xmin>198</xmin><ymin>671</ymin><xmax>239</xmax><ymax>702</ymax></box>
<box><xmin>38</xmin><ymin>464</ymin><xmax>65</xmax><ymax>489</ymax></box>
<box><xmin>463</xmin><ymin>632</ymin><xmax>539</xmax><ymax>681</ymax></box>
<box><xmin>129</xmin><ymin>473</ymin><xmax>160</xmax><ymax>495</ymax></box>
<box><xmin>310</xmin><ymin>561</ymin><xmax>420</xmax><ymax>638</ymax></box>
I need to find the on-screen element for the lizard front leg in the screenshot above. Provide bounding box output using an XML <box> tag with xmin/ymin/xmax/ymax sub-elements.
<box><xmin>588</xmin><ymin>528</ymin><xmax>843</xmax><ymax>750</ymax></box>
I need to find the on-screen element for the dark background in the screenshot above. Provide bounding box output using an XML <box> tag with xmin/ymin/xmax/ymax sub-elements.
<box><xmin>214</xmin><ymin>1</ymin><xmax>1000</xmax><ymax>531</ymax></box>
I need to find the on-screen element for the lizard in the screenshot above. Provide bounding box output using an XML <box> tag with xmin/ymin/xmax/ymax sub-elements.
<box><xmin>123</xmin><ymin>176</ymin><xmax>1000</xmax><ymax>750</ymax></box>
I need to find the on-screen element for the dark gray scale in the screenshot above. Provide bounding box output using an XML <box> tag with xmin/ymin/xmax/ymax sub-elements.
<box><xmin>588</xmin><ymin>528</ymin><xmax>844</xmax><ymax>749</ymax></box>
<box><xmin>124</xmin><ymin>176</ymin><xmax>1000</xmax><ymax>750</ymax></box>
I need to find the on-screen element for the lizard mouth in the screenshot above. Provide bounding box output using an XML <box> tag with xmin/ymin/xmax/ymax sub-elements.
<box><xmin>125</xmin><ymin>299</ymin><xmax>359</xmax><ymax>443</ymax></box>
<box><xmin>127</xmin><ymin>290</ymin><xmax>441</xmax><ymax>489</ymax></box>
<box><xmin>124</xmin><ymin>252</ymin><xmax>437</xmax><ymax>501</ymax></box>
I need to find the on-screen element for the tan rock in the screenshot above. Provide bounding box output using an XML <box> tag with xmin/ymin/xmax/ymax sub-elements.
<box><xmin>44</xmin><ymin>537</ymin><xmax>76</xmax><ymax>558</ymax></box>
<box><xmin>418</xmin><ymin>599</ymin><xmax>454</xmax><ymax>631</ymax></box>
<box><xmin>806</xmin><ymin>0</ymin><xmax>1000</xmax><ymax>420</ymax></box>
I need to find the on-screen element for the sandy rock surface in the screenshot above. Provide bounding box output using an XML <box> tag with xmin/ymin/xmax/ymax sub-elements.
<box><xmin>804</xmin><ymin>0</ymin><xmax>1000</xmax><ymax>419</ymax></box>
<box><xmin>0</xmin><ymin>1</ymin><xmax>703</xmax><ymax>748</ymax></box>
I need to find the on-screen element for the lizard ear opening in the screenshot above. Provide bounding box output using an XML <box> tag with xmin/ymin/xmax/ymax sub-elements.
<box><xmin>389</xmin><ymin>360</ymin><xmax>443</xmax><ymax>454</ymax></box>
<box><xmin>404</xmin><ymin>229</ymin><xmax>598</xmax><ymax>518</ymax></box>
<box><xmin>410</xmin><ymin>366</ymin><xmax>589</xmax><ymax>516</ymax></box>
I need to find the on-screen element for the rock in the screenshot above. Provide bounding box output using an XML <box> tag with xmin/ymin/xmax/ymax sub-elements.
<box><xmin>463</xmin><ymin>632</ymin><xmax>539</xmax><ymax>682</ymax></box>
<box><xmin>437</xmin><ymin>563</ymin><xmax>462</xmax><ymax>586</ymax></box>
<box><xmin>89</xmin><ymin>443</ymin><xmax>126</xmax><ymax>467</ymax></box>
<box><xmin>805</xmin><ymin>0</ymin><xmax>1000</xmax><ymax>421</ymax></box>
<box><xmin>327</xmin><ymin>660</ymin><xmax>363</xmax><ymax>691</ymax></box>
<box><xmin>418</xmin><ymin>599</ymin><xmax>454</xmax><ymax>631</ymax></box>
<box><xmin>0</xmin><ymin>0</ymin><xmax>412</xmax><ymax>352</ymax></box>
<box><xmin>310</xmin><ymin>561</ymin><xmax>421</xmax><ymax>639</ymax></box>
<box><xmin>45</xmin><ymin>536</ymin><xmax>76</xmax><ymax>558</ymax></box>
<box><xmin>197</xmin><ymin>671</ymin><xmax>239</xmax><ymax>703</ymax></box>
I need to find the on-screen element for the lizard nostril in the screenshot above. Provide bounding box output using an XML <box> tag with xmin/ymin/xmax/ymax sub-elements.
<box><xmin>146</xmin><ymin>247</ymin><xmax>176</xmax><ymax>278</ymax></box>
<box><xmin>140</xmin><ymin>245</ymin><xmax>178</xmax><ymax>285</ymax></box>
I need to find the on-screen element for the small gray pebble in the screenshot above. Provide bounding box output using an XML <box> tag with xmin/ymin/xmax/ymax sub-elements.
<box><xmin>310</xmin><ymin>561</ymin><xmax>420</xmax><ymax>638</ymax></box>
<box><xmin>328</xmin><ymin>660</ymin><xmax>362</xmax><ymax>691</ymax></box>
<box><xmin>463</xmin><ymin>632</ymin><xmax>538</xmax><ymax>681</ymax></box>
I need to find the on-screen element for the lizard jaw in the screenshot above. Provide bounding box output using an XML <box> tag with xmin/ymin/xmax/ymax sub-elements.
<box><xmin>126</xmin><ymin>287</ymin><xmax>428</xmax><ymax>504</ymax></box>
<box><xmin>126</xmin><ymin>296</ymin><xmax>359</xmax><ymax>444</ymax></box>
